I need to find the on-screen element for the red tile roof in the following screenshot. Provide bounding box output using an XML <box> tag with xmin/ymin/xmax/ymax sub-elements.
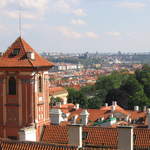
<box><xmin>68</xmin><ymin>105</ymin><xmax>147</xmax><ymax>125</ymax></box>
<box><xmin>0</xmin><ymin>138</ymin><xmax>78</xmax><ymax>150</ymax></box>
<box><xmin>0</xmin><ymin>37</ymin><xmax>54</xmax><ymax>69</ymax></box>
<box><xmin>41</xmin><ymin>124</ymin><xmax>150</xmax><ymax>148</ymax></box>
<box><xmin>0</xmin><ymin>138</ymin><xmax>119</xmax><ymax>150</ymax></box>
<box><xmin>49</xmin><ymin>87</ymin><xmax>67</xmax><ymax>95</ymax></box>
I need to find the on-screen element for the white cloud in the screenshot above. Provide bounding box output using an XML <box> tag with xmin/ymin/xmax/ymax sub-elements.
<box><xmin>71</xmin><ymin>19</ymin><xmax>86</xmax><ymax>25</ymax></box>
<box><xmin>0</xmin><ymin>0</ymin><xmax>48</xmax><ymax>11</ymax></box>
<box><xmin>106</xmin><ymin>32</ymin><xmax>121</xmax><ymax>37</ymax></box>
<box><xmin>72</xmin><ymin>8</ymin><xmax>86</xmax><ymax>16</ymax></box>
<box><xmin>55</xmin><ymin>26</ymin><xmax>82</xmax><ymax>39</ymax></box>
<box><xmin>55</xmin><ymin>26</ymin><xmax>100</xmax><ymax>39</ymax></box>
<box><xmin>3</xmin><ymin>10</ymin><xmax>38</xmax><ymax>19</ymax></box>
<box><xmin>22</xmin><ymin>24</ymin><xmax>34</xmax><ymax>30</ymax></box>
<box><xmin>85</xmin><ymin>32</ymin><xmax>99</xmax><ymax>39</ymax></box>
<box><xmin>51</xmin><ymin>0</ymin><xmax>84</xmax><ymax>15</ymax></box>
<box><xmin>0</xmin><ymin>0</ymin><xmax>48</xmax><ymax>19</ymax></box>
<box><xmin>116</xmin><ymin>2</ymin><xmax>145</xmax><ymax>9</ymax></box>
<box><xmin>0</xmin><ymin>25</ymin><xmax>7</xmax><ymax>32</ymax></box>
<box><xmin>53</xmin><ymin>0</ymin><xmax>71</xmax><ymax>13</ymax></box>
<box><xmin>19</xmin><ymin>0</ymin><xmax>48</xmax><ymax>11</ymax></box>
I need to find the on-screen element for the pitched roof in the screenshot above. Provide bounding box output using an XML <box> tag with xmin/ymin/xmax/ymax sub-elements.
<box><xmin>49</xmin><ymin>87</ymin><xmax>68</xmax><ymax>95</ymax></box>
<box><xmin>0</xmin><ymin>37</ymin><xmax>54</xmax><ymax>69</ymax></box>
<box><xmin>0</xmin><ymin>138</ymin><xmax>78</xmax><ymax>150</ymax></box>
<box><xmin>68</xmin><ymin>105</ymin><xmax>147</xmax><ymax>125</ymax></box>
<box><xmin>41</xmin><ymin>124</ymin><xmax>150</xmax><ymax>149</ymax></box>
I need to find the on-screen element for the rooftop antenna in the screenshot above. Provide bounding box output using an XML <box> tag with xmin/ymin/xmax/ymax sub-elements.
<box><xmin>19</xmin><ymin>3</ymin><xmax>22</xmax><ymax>37</ymax></box>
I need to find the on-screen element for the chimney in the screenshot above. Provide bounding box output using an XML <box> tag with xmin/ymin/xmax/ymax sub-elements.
<box><xmin>118</xmin><ymin>126</ymin><xmax>133</xmax><ymax>150</ymax></box>
<box><xmin>105</xmin><ymin>103</ymin><xmax>108</xmax><ymax>107</ymax></box>
<box><xmin>112</xmin><ymin>101</ymin><xmax>117</xmax><ymax>106</ymax></box>
<box><xmin>80</xmin><ymin>109</ymin><xmax>89</xmax><ymax>125</ymax></box>
<box><xmin>129</xmin><ymin>118</ymin><xmax>132</xmax><ymax>123</ymax></box>
<box><xmin>56</xmin><ymin>102</ymin><xmax>61</xmax><ymax>108</ymax></box>
<box><xmin>68</xmin><ymin>125</ymin><xmax>82</xmax><ymax>148</ymax></box>
<box><xmin>125</xmin><ymin>115</ymin><xmax>129</xmax><ymax>122</ymax></box>
<box><xmin>147</xmin><ymin>109</ymin><xmax>150</xmax><ymax>129</ymax></box>
<box><xmin>134</xmin><ymin>106</ymin><xmax>139</xmax><ymax>111</ymax></box>
<box><xmin>111</xmin><ymin>105</ymin><xmax>116</xmax><ymax>112</ymax></box>
<box><xmin>76</xmin><ymin>104</ymin><xmax>79</xmax><ymax>110</ymax></box>
<box><xmin>143</xmin><ymin>106</ymin><xmax>147</xmax><ymax>112</ymax></box>
<box><xmin>26</xmin><ymin>52</ymin><xmax>35</xmax><ymax>60</ymax></box>
<box><xmin>50</xmin><ymin>108</ymin><xmax>62</xmax><ymax>124</ymax></box>
<box><xmin>18</xmin><ymin>126</ymin><xmax>36</xmax><ymax>141</ymax></box>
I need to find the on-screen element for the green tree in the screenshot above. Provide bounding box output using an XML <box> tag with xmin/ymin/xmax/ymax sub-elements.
<box><xmin>67</xmin><ymin>88</ymin><xmax>88</xmax><ymax>108</ymax></box>
<box><xmin>120</xmin><ymin>76</ymin><xmax>150</xmax><ymax>109</ymax></box>
<box><xmin>50</xmin><ymin>96</ymin><xmax>62</xmax><ymax>106</ymax></box>
<box><xmin>105</xmin><ymin>89</ymin><xmax>129</xmax><ymax>109</ymax></box>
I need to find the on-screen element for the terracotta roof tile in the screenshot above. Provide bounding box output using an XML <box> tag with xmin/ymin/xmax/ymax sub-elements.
<box><xmin>0</xmin><ymin>37</ymin><xmax>54</xmax><ymax>69</ymax></box>
<box><xmin>49</xmin><ymin>87</ymin><xmax>67</xmax><ymax>95</ymax></box>
<box><xmin>0</xmin><ymin>138</ymin><xmax>78</xmax><ymax>150</ymax></box>
<box><xmin>41</xmin><ymin>125</ymin><xmax>150</xmax><ymax>148</ymax></box>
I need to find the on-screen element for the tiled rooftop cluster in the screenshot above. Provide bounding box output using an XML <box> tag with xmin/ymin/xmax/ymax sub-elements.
<box><xmin>41</xmin><ymin>125</ymin><xmax>150</xmax><ymax>149</ymax></box>
<box><xmin>50</xmin><ymin>102</ymin><xmax>148</xmax><ymax>127</ymax></box>
<box><xmin>49</xmin><ymin>63</ymin><xmax>141</xmax><ymax>89</ymax></box>
<box><xmin>49</xmin><ymin>69</ymin><xmax>106</xmax><ymax>89</ymax></box>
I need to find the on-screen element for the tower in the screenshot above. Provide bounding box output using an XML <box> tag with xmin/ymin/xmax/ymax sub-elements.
<box><xmin>0</xmin><ymin>37</ymin><xmax>54</xmax><ymax>140</ymax></box>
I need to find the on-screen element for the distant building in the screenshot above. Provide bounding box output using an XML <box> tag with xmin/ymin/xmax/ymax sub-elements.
<box><xmin>49</xmin><ymin>87</ymin><xmax>68</xmax><ymax>104</ymax></box>
<box><xmin>53</xmin><ymin>63</ymin><xmax>84</xmax><ymax>71</ymax></box>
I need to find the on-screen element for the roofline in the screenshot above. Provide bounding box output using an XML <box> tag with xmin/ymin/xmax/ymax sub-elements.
<box><xmin>0</xmin><ymin>66</ymin><xmax>54</xmax><ymax>70</ymax></box>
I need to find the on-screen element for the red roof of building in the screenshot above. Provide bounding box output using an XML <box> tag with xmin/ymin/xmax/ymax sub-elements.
<box><xmin>0</xmin><ymin>37</ymin><xmax>54</xmax><ymax>69</ymax></box>
<box><xmin>49</xmin><ymin>87</ymin><xmax>67</xmax><ymax>95</ymax></box>
<box><xmin>41</xmin><ymin>125</ymin><xmax>150</xmax><ymax>149</ymax></box>
<box><xmin>0</xmin><ymin>138</ymin><xmax>78</xmax><ymax>150</ymax></box>
<box><xmin>68</xmin><ymin>105</ymin><xmax>147</xmax><ymax>125</ymax></box>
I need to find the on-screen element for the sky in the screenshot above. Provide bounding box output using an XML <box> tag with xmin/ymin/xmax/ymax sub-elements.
<box><xmin>0</xmin><ymin>0</ymin><xmax>150</xmax><ymax>53</ymax></box>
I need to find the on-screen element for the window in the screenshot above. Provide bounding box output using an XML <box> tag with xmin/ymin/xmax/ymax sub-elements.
<box><xmin>7</xmin><ymin>136</ymin><xmax>17</xmax><ymax>140</ymax></box>
<box><xmin>9</xmin><ymin>77</ymin><xmax>16</xmax><ymax>95</ymax></box>
<box><xmin>38</xmin><ymin>76</ymin><xmax>42</xmax><ymax>92</ymax></box>
<box><xmin>82</xmin><ymin>131</ymin><xmax>88</xmax><ymax>140</ymax></box>
<box><xmin>13</xmin><ymin>48</ymin><xmax>20</xmax><ymax>56</ymax></box>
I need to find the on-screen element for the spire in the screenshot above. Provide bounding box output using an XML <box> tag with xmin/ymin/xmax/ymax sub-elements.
<box><xmin>19</xmin><ymin>6</ymin><xmax>22</xmax><ymax>37</ymax></box>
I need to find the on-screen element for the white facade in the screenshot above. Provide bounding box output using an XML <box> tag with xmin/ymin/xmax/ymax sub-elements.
<box><xmin>18</xmin><ymin>127</ymin><xmax>36</xmax><ymax>141</ymax></box>
<box><xmin>80</xmin><ymin>109</ymin><xmax>89</xmax><ymax>125</ymax></box>
<box><xmin>68</xmin><ymin>125</ymin><xmax>82</xmax><ymax>148</ymax></box>
<box><xmin>50</xmin><ymin>109</ymin><xmax>63</xmax><ymax>124</ymax></box>
<box><xmin>118</xmin><ymin>126</ymin><xmax>133</xmax><ymax>150</ymax></box>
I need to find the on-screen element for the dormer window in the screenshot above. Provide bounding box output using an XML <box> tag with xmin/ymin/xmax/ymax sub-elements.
<box><xmin>13</xmin><ymin>48</ymin><xmax>20</xmax><ymax>56</ymax></box>
<box><xmin>26</xmin><ymin>52</ymin><xmax>35</xmax><ymax>60</ymax></box>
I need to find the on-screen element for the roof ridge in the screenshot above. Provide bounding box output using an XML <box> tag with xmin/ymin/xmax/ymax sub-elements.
<box><xmin>19</xmin><ymin>37</ymin><xmax>34</xmax><ymax>68</ymax></box>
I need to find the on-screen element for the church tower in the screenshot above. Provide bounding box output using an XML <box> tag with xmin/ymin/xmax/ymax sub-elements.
<box><xmin>0</xmin><ymin>37</ymin><xmax>54</xmax><ymax>140</ymax></box>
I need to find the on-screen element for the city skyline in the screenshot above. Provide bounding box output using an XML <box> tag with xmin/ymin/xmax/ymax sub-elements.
<box><xmin>0</xmin><ymin>0</ymin><xmax>150</xmax><ymax>53</ymax></box>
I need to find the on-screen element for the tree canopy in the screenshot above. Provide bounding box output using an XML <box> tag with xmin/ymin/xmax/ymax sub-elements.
<box><xmin>67</xmin><ymin>67</ymin><xmax>150</xmax><ymax>109</ymax></box>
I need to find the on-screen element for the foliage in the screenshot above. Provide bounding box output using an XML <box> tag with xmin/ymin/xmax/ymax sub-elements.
<box><xmin>67</xmin><ymin>67</ymin><xmax>150</xmax><ymax>109</ymax></box>
<box><xmin>50</xmin><ymin>96</ymin><xmax>62</xmax><ymax>106</ymax></box>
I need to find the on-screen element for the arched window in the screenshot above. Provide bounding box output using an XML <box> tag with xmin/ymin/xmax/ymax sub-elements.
<box><xmin>9</xmin><ymin>77</ymin><xmax>16</xmax><ymax>95</ymax></box>
<box><xmin>38</xmin><ymin>76</ymin><xmax>42</xmax><ymax>92</ymax></box>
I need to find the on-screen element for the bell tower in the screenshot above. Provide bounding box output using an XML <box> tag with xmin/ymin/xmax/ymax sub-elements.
<box><xmin>0</xmin><ymin>37</ymin><xmax>54</xmax><ymax>140</ymax></box>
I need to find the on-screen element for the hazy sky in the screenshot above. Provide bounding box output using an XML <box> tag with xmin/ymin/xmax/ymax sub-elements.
<box><xmin>0</xmin><ymin>0</ymin><xmax>150</xmax><ymax>53</ymax></box>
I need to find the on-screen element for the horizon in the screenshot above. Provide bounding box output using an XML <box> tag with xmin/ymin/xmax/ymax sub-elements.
<box><xmin>0</xmin><ymin>0</ymin><xmax>150</xmax><ymax>53</ymax></box>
